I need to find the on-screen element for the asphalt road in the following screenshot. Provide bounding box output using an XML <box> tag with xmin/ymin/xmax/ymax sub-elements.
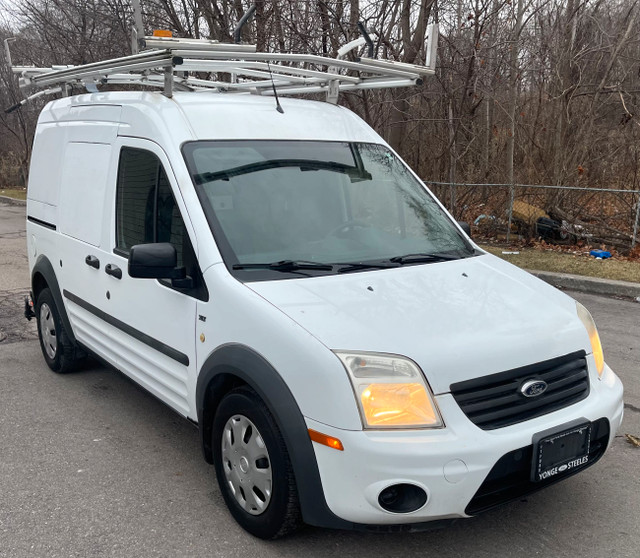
<box><xmin>0</xmin><ymin>202</ymin><xmax>36</xmax><ymax>344</ymax></box>
<box><xmin>0</xmin><ymin>201</ymin><xmax>30</xmax><ymax>290</ymax></box>
<box><xmin>0</xmin><ymin>201</ymin><xmax>638</xmax><ymax>557</ymax></box>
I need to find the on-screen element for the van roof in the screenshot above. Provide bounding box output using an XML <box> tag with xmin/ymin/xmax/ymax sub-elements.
<box><xmin>40</xmin><ymin>91</ymin><xmax>385</xmax><ymax>146</ymax></box>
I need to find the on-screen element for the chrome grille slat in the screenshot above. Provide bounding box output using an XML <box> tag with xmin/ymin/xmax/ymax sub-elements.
<box><xmin>450</xmin><ymin>351</ymin><xmax>589</xmax><ymax>430</ymax></box>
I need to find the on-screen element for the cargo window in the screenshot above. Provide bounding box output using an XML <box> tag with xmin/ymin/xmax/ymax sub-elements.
<box><xmin>115</xmin><ymin>147</ymin><xmax>185</xmax><ymax>266</ymax></box>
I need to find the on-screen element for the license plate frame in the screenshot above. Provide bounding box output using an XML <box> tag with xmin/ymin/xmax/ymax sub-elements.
<box><xmin>531</xmin><ymin>420</ymin><xmax>592</xmax><ymax>482</ymax></box>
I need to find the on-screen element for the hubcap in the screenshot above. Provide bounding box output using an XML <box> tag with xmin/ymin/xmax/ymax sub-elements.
<box><xmin>39</xmin><ymin>303</ymin><xmax>57</xmax><ymax>360</ymax></box>
<box><xmin>221</xmin><ymin>415</ymin><xmax>272</xmax><ymax>515</ymax></box>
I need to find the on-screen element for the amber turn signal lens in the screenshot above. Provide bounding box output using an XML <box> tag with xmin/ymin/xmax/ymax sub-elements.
<box><xmin>153</xmin><ymin>29</ymin><xmax>173</xmax><ymax>37</ymax></box>
<box><xmin>577</xmin><ymin>302</ymin><xmax>605</xmax><ymax>377</ymax></box>
<box><xmin>308</xmin><ymin>429</ymin><xmax>344</xmax><ymax>451</ymax></box>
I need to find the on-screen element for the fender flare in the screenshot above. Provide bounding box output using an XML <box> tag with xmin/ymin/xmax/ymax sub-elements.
<box><xmin>31</xmin><ymin>255</ymin><xmax>77</xmax><ymax>345</ymax></box>
<box><xmin>196</xmin><ymin>343</ymin><xmax>352</xmax><ymax>530</ymax></box>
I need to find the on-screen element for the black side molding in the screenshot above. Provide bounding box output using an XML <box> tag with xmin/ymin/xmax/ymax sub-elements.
<box><xmin>63</xmin><ymin>290</ymin><xmax>189</xmax><ymax>367</ymax></box>
<box><xmin>27</xmin><ymin>215</ymin><xmax>56</xmax><ymax>230</ymax></box>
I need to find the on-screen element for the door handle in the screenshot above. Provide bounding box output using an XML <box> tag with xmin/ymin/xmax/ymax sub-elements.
<box><xmin>105</xmin><ymin>263</ymin><xmax>122</xmax><ymax>280</ymax></box>
<box><xmin>85</xmin><ymin>255</ymin><xmax>100</xmax><ymax>269</ymax></box>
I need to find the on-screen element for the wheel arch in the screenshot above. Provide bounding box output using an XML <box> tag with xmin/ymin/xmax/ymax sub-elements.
<box><xmin>196</xmin><ymin>343</ymin><xmax>351</xmax><ymax>530</ymax></box>
<box><xmin>31</xmin><ymin>255</ymin><xmax>77</xmax><ymax>345</ymax></box>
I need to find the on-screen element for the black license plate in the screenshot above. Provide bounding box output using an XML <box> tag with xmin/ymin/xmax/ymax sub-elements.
<box><xmin>532</xmin><ymin>422</ymin><xmax>592</xmax><ymax>482</ymax></box>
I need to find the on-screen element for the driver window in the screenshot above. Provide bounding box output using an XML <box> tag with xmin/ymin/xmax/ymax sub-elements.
<box><xmin>115</xmin><ymin>147</ymin><xmax>208</xmax><ymax>300</ymax></box>
<box><xmin>115</xmin><ymin>147</ymin><xmax>185</xmax><ymax>266</ymax></box>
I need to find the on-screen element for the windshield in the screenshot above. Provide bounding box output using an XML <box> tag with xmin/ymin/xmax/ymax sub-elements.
<box><xmin>183</xmin><ymin>141</ymin><xmax>474</xmax><ymax>280</ymax></box>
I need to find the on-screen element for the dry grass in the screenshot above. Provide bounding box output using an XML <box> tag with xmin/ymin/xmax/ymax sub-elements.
<box><xmin>0</xmin><ymin>188</ymin><xmax>27</xmax><ymax>201</ymax></box>
<box><xmin>481</xmin><ymin>244</ymin><xmax>640</xmax><ymax>283</ymax></box>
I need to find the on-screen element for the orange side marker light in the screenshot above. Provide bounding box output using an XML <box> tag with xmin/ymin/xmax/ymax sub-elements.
<box><xmin>308</xmin><ymin>429</ymin><xmax>344</xmax><ymax>451</ymax></box>
<box><xmin>153</xmin><ymin>29</ymin><xmax>173</xmax><ymax>37</ymax></box>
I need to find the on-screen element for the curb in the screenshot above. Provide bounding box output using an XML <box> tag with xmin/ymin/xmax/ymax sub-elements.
<box><xmin>528</xmin><ymin>269</ymin><xmax>640</xmax><ymax>300</ymax></box>
<box><xmin>0</xmin><ymin>195</ymin><xmax>26</xmax><ymax>207</ymax></box>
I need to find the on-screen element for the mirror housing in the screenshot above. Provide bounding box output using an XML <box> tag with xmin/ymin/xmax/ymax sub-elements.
<box><xmin>128</xmin><ymin>243</ymin><xmax>186</xmax><ymax>279</ymax></box>
<box><xmin>457</xmin><ymin>221</ymin><xmax>472</xmax><ymax>237</ymax></box>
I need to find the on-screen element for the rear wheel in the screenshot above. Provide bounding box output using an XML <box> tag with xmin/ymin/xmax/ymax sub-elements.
<box><xmin>36</xmin><ymin>288</ymin><xmax>82</xmax><ymax>373</ymax></box>
<box><xmin>212</xmin><ymin>386</ymin><xmax>302</xmax><ymax>539</ymax></box>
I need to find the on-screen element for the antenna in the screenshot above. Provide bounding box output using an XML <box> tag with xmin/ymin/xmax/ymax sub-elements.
<box><xmin>266</xmin><ymin>61</ymin><xmax>284</xmax><ymax>114</ymax></box>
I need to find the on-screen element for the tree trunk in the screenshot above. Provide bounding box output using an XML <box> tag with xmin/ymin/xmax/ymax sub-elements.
<box><xmin>506</xmin><ymin>0</ymin><xmax>524</xmax><ymax>239</ymax></box>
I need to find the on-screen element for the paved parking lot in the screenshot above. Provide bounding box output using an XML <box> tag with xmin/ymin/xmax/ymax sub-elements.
<box><xmin>1</xmin><ymin>202</ymin><xmax>638</xmax><ymax>557</ymax></box>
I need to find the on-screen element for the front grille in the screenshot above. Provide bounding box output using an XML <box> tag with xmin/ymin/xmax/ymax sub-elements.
<box><xmin>450</xmin><ymin>351</ymin><xmax>589</xmax><ymax>430</ymax></box>
<box><xmin>465</xmin><ymin>417</ymin><xmax>609</xmax><ymax>515</ymax></box>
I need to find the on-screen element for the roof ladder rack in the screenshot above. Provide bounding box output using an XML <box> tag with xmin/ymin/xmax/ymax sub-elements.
<box><xmin>7</xmin><ymin>23</ymin><xmax>438</xmax><ymax>108</ymax></box>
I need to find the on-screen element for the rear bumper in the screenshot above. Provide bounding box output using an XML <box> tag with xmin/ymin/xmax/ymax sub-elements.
<box><xmin>306</xmin><ymin>362</ymin><xmax>623</xmax><ymax>526</ymax></box>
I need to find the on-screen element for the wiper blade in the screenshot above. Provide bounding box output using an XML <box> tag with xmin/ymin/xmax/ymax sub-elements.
<box><xmin>335</xmin><ymin>262</ymin><xmax>400</xmax><ymax>273</ymax></box>
<box><xmin>233</xmin><ymin>260</ymin><xmax>333</xmax><ymax>272</ymax></box>
<box><xmin>193</xmin><ymin>159</ymin><xmax>371</xmax><ymax>185</ymax></box>
<box><xmin>389</xmin><ymin>252</ymin><xmax>461</xmax><ymax>265</ymax></box>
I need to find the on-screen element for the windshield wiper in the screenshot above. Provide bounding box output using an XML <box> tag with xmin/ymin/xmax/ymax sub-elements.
<box><xmin>193</xmin><ymin>159</ymin><xmax>371</xmax><ymax>185</ymax></box>
<box><xmin>389</xmin><ymin>252</ymin><xmax>462</xmax><ymax>265</ymax></box>
<box><xmin>335</xmin><ymin>262</ymin><xmax>400</xmax><ymax>273</ymax></box>
<box><xmin>232</xmin><ymin>260</ymin><xmax>334</xmax><ymax>272</ymax></box>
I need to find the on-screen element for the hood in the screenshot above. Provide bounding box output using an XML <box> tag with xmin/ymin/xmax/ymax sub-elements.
<box><xmin>247</xmin><ymin>254</ymin><xmax>590</xmax><ymax>394</ymax></box>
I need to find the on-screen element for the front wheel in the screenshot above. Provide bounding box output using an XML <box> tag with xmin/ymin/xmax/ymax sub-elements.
<box><xmin>212</xmin><ymin>386</ymin><xmax>301</xmax><ymax>539</ymax></box>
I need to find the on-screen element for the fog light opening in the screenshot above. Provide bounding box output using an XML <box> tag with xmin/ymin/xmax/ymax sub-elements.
<box><xmin>377</xmin><ymin>483</ymin><xmax>427</xmax><ymax>513</ymax></box>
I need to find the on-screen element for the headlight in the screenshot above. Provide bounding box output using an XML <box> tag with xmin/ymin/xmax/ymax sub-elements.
<box><xmin>576</xmin><ymin>302</ymin><xmax>604</xmax><ymax>377</ymax></box>
<box><xmin>334</xmin><ymin>351</ymin><xmax>443</xmax><ymax>429</ymax></box>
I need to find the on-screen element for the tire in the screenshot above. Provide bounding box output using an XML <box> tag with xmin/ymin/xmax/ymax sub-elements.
<box><xmin>35</xmin><ymin>288</ymin><xmax>82</xmax><ymax>373</ymax></box>
<box><xmin>212</xmin><ymin>386</ymin><xmax>302</xmax><ymax>539</ymax></box>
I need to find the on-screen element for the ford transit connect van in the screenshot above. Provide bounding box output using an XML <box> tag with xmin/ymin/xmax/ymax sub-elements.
<box><xmin>26</xmin><ymin>90</ymin><xmax>624</xmax><ymax>539</ymax></box>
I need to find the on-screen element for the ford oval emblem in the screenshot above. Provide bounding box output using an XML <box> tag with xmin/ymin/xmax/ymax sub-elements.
<box><xmin>521</xmin><ymin>379</ymin><xmax>548</xmax><ymax>398</ymax></box>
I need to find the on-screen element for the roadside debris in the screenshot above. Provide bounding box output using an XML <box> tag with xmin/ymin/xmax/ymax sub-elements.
<box><xmin>590</xmin><ymin>249</ymin><xmax>612</xmax><ymax>259</ymax></box>
<box><xmin>624</xmin><ymin>433</ymin><xmax>640</xmax><ymax>448</ymax></box>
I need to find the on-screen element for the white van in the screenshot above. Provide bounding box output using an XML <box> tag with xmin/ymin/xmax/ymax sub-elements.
<box><xmin>25</xmin><ymin>89</ymin><xmax>623</xmax><ymax>538</ymax></box>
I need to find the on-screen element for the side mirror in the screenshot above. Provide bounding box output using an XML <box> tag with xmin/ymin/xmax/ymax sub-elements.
<box><xmin>128</xmin><ymin>243</ymin><xmax>186</xmax><ymax>279</ymax></box>
<box><xmin>457</xmin><ymin>221</ymin><xmax>472</xmax><ymax>237</ymax></box>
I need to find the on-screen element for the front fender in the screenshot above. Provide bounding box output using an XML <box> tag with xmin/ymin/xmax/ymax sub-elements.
<box><xmin>196</xmin><ymin>343</ymin><xmax>351</xmax><ymax>530</ymax></box>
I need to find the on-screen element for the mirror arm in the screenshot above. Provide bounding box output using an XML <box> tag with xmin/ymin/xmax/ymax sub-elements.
<box><xmin>171</xmin><ymin>273</ymin><xmax>194</xmax><ymax>289</ymax></box>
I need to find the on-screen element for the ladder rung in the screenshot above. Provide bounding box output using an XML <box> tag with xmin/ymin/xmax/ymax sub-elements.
<box><xmin>355</xmin><ymin>57</ymin><xmax>435</xmax><ymax>76</ymax></box>
<box><xmin>142</xmin><ymin>37</ymin><xmax>257</xmax><ymax>53</ymax></box>
<box><xmin>262</xmin><ymin>77</ymin><xmax>422</xmax><ymax>96</ymax></box>
<box><xmin>170</xmin><ymin>50</ymin><xmax>424</xmax><ymax>79</ymax></box>
<box><xmin>28</xmin><ymin>50</ymin><xmax>173</xmax><ymax>87</ymax></box>
<box><xmin>178</xmin><ymin>59</ymin><xmax>361</xmax><ymax>84</ymax></box>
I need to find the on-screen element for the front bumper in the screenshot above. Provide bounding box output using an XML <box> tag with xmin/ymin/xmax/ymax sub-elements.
<box><xmin>306</xmin><ymin>362</ymin><xmax>624</xmax><ymax>525</ymax></box>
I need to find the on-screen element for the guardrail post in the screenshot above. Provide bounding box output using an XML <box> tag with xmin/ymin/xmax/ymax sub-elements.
<box><xmin>450</xmin><ymin>182</ymin><xmax>456</xmax><ymax>215</ymax></box>
<box><xmin>633</xmin><ymin>192</ymin><xmax>640</xmax><ymax>249</ymax></box>
<box><xmin>506</xmin><ymin>183</ymin><xmax>515</xmax><ymax>242</ymax></box>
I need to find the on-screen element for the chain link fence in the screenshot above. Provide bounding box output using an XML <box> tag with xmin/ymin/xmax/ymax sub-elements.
<box><xmin>425</xmin><ymin>181</ymin><xmax>640</xmax><ymax>252</ymax></box>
